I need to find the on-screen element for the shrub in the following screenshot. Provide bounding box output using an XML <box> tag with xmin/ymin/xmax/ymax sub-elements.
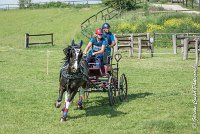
<box><xmin>29</xmin><ymin>2</ymin><xmax>89</xmax><ymax>9</ymax></box>
<box><xmin>102</xmin><ymin>0</ymin><xmax>137</xmax><ymax>10</ymax></box>
<box><xmin>112</xmin><ymin>13</ymin><xmax>200</xmax><ymax>33</ymax></box>
<box><xmin>116</xmin><ymin>22</ymin><xmax>132</xmax><ymax>33</ymax></box>
<box><xmin>147</xmin><ymin>24</ymin><xmax>164</xmax><ymax>32</ymax></box>
<box><xmin>18</xmin><ymin>0</ymin><xmax>31</xmax><ymax>9</ymax></box>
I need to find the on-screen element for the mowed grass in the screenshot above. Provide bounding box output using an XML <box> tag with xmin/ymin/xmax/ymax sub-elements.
<box><xmin>0</xmin><ymin>7</ymin><xmax>200</xmax><ymax>134</ymax></box>
<box><xmin>0</xmin><ymin>5</ymin><xmax>104</xmax><ymax>49</ymax></box>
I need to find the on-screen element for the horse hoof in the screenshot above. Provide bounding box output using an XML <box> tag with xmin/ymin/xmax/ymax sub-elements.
<box><xmin>78</xmin><ymin>105</ymin><xmax>83</xmax><ymax>110</ymax></box>
<box><xmin>60</xmin><ymin>117</ymin><xmax>68</xmax><ymax>122</ymax></box>
<box><xmin>60</xmin><ymin>108</ymin><xmax>64</xmax><ymax>114</ymax></box>
<box><xmin>55</xmin><ymin>101</ymin><xmax>61</xmax><ymax>108</ymax></box>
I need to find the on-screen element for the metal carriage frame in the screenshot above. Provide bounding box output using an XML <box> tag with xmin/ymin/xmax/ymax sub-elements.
<box><xmin>83</xmin><ymin>52</ymin><xmax>128</xmax><ymax>106</ymax></box>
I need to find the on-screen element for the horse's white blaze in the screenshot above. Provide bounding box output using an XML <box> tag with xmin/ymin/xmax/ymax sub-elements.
<box><xmin>74</xmin><ymin>49</ymin><xmax>80</xmax><ymax>70</ymax></box>
<box><xmin>74</xmin><ymin>53</ymin><xmax>78</xmax><ymax>69</ymax></box>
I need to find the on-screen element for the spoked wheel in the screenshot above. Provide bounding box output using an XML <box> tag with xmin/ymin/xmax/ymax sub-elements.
<box><xmin>84</xmin><ymin>90</ymin><xmax>89</xmax><ymax>99</ymax></box>
<box><xmin>108</xmin><ymin>76</ymin><xmax>117</xmax><ymax>106</ymax></box>
<box><xmin>79</xmin><ymin>88</ymin><xmax>89</xmax><ymax>99</ymax></box>
<box><xmin>118</xmin><ymin>73</ymin><xmax>128</xmax><ymax>101</ymax></box>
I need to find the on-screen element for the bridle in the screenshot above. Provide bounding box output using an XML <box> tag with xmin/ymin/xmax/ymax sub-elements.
<box><xmin>69</xmin><ymin>47</ymin><xmax>82</xmax><ymax>73</ymax></box>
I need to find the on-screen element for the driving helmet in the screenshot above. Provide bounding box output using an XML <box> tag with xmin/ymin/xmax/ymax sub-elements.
<box><xmin>95</xmin><ymin>28</ymin><xmax>102</xmax><ymax>35</ymax></box>
<box><xmin>102</xmin><ymin>23</ymin><xmax>110</xmax><ymax>29</ymax></box>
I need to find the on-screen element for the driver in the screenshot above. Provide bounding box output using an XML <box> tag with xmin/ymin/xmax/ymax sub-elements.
<box><xmin>83</xmin><ymin>28</ymin><xmax>107</xmax><ymax>68</ymax></box>
<box><xmin>102</xmin><ymin>23</ymin><xmax>116</xmax><ymax>64</ymax></box>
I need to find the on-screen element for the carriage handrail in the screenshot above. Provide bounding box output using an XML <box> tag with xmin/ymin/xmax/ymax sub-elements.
<box><xmin>115</xmin><ymin>53</ymin><xmax>122</xmax><ymax>62</ymax></box>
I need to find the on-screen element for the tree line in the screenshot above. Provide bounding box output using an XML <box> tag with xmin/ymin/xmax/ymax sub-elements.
<box><xmin>18</xmin><ymin>0</ymin><xmax>138</xmax><ymax>10</ymax></box>
<box><xmin>18</xmin><ymin>0</ymin><xmax>31</xmax><ymax>8</ymax></box>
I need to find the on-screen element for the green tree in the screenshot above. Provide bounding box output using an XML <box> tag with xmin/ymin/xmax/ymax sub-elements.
<box><xmin>18</xmin><ymin>0</ymin><xmax>31</xmax><ymax>9</ymax></box>
<box><xmin>102</xmin><ymin>0</ymin><xmax>137</xmax><ymax>10</ymax></box>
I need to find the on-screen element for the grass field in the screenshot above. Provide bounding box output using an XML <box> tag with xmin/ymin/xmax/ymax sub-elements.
<box><xmin>0</xmin><ymin>5</ymin><xmax>104</xmax><ymax>49</ymax></box>
<box><xmin>0</xmin><ymin>6</ymin><xmax>199</xmax><ymax>134</ymax></box>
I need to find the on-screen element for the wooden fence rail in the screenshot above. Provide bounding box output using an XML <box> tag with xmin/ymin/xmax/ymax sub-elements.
<box><xmin>25</xmin><ymin>33</ymin><xmax>54</xmax><ymax>48</ymax></box>
<box><xmin>114</xmin><ymin>33</ymin><xmax>154</xmax><ymax>58</ymax></box>
<box><xmin>80</xmin><ymin>5</ymin><xmax>126</xmax><ymax>39</ymax></box>
<box><xmin>113</xmin><ymin>32</ymin><xmax>199</xmax><ymax>59</ymax></box>
<box><xmin>151</xmin><ymin>32</ymin><xmax>200</xmax><ymax>54</ymax></box>
<box><xmin>80</xmin><ymin>0</ymin><xmax>144</xmax><ymax>39</ymax></box>
<box><xmin>183</xmin><ymin>38</ymin><xmax>200</xmax><ymax>60</ymax></box>
<box><xmin>195</xmin><ymin>39</ymin><xmax>199</xmax><ymax>65</ymax></box>
<box><xmin>172</xmin><ymin>33</ymin><xmax>200</xmax><ymax>54</ymax></box>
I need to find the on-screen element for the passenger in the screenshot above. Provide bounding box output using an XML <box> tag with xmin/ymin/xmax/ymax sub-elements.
<box><xmin>102</xmin><ymin>23</ymin><xmax>116</xmax><ymax>64</ymax></box>
<box><xmin>83</xmin><ymin>28</ymin><xmax>107</xmax><ymax>68</ymax></box>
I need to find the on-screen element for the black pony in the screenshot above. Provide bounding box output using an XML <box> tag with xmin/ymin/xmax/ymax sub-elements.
<box><xmin>55</xmin><ymin>40</ymin><xmax>88</xmax><ymax>122</ymax></box>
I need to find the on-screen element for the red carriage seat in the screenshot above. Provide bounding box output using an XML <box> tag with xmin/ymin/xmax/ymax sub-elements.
<box><xmin>88</xmin><ymin>57</ymin><xmax>102</xmax><ymax>76</ymax></box>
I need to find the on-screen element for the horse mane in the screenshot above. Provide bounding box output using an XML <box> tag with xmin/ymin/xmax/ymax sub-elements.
<box><xmin>62</xmin><ymin>40</ymin><xmax>83</xmax><ymax>62</ymax></box>
<box><xmin>63</xmin><ymin>45</ymin><xmax>72</xmax><ymax>61</ymax></box>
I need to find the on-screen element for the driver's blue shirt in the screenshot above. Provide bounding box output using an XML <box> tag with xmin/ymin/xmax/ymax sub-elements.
<box><xmin>102</xmin><ymin>31</ymin><xmax>115</xmax><ymax>54</ymax></box>
<box><xmin>89</xmin><ymin>37</ymin><xmax>106</xmax><ymax>52</ymax></box>
<box><xmin>86</xmin><ymin>37</ymin><xmax>107</xmax><ymax>67</ymax></box>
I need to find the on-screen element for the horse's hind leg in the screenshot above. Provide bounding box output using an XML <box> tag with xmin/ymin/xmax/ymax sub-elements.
<box><xmin>55</xmin><ymin>77</ymin><xmax>67</xmax><ymax>108</ymax></box>
<box><xmin>77</xmin><ymin>87</ymin><xmax>84</xmax><ymax>110</ymax></box>
<box><xmin>55</xmin><ymin>85</ymin><xmax>65</xmax><ymax>108</ymax></box>
<box><xmin>77</xmin><ymin>82</ymin><xmax>87</xmax><ymax>110</ymax></box>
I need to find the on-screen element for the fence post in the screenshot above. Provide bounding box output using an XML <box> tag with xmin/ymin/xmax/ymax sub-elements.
<box><xmin>25</xmin><ymin>33</ymin><xmax>29</xmax><ymax>48</ymax></box>
<box><xmin>181</xmin><ymin>37</ymin><xmax>184</xmax><ymax>53</ymax></box>
<box><xmin>114</xmin><ymin>34</ymin><xmax>118</xmax><ymax>53</ymax></box>
<box><xmin>172</xmin><ymin>34</ymin><xmax>177</xmax><ymax>54</ymax></box>
<box><xmin>195</xmin><ymin>39</ymin><xmax>199</xmax><ymax>65</ymax></box>
<box><xmin>147</xmin><ymin>33</ymin><xmax>150</xmax><ymax>46</ymax></box>
<box><xmin>138</xmin><ymin>38</ymin><xmax>142</xmax><ymax>59</ymax></box>
<box><xmin>183</xmin><ymin>38</ymin><xmax>189</xmax><ymax>60</ymax></box>
<box><xmin>51</xmin><ymin>33</ymin><xmax>54</xmax><ymax>46</ymax></box>
<box><xmin>130</xmin><ymin>34</ymin><xmax>134</xmax><ymax>57</ymax></box>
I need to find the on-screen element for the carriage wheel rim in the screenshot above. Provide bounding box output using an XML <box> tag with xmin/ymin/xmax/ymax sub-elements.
<box><xmin>108</xmin><ymin>76</ymin><xmax>115</xmax><ymax>106</ymax></box>
<box><xmin>119</xmin><ymin>74</ymin><xmax>127</xmax><ymax>100</ymax></box>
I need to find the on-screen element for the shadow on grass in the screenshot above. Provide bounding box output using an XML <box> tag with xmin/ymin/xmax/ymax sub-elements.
<box><xmin>127</xmin><ymin>92</ymin><xmax>153</xmax><ymax>100</ymax></box>
<box><xmin>72</xmin><ymin>92</ymin><xmax>153</xmax><ymax>118</ymax></box>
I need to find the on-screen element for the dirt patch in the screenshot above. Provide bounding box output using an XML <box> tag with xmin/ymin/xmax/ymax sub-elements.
<box><xmin>153</xmin><ymin>4</ymin><xmax>200</xmax><ymax>14</ymax></box>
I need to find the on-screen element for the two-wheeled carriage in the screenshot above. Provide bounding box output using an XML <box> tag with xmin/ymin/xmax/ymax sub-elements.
<box><xmin>55</xmin><ymin>41</ymin><xmax>128</xmax><ymax>121</ymax></box>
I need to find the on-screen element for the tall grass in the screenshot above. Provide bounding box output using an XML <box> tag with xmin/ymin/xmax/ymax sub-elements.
<box><xmin>110</xmin><ymin>13</ymin><xmax>200</xmax><ymax>34</ymax></box>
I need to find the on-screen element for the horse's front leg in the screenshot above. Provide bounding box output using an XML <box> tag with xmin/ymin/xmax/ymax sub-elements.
<box><xmin>60</xmin><ymin>91</ymin><xmax>71</xmax><ymax>122</ymax></box>
<box><xmin>61</xmin><ymin>89</ymin><xmax>78</xmax><ymax>122</ymax></box>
